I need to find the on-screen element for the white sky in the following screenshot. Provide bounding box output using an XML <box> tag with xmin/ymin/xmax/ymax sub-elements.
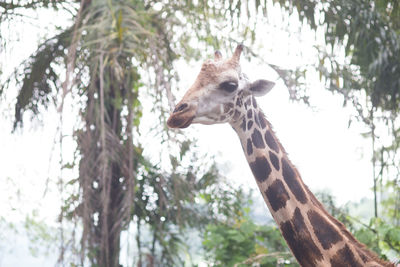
<box><xmin>0</xmin><ymin>3</ymin><xmax>376</xmax><ymax>265</ymax></box>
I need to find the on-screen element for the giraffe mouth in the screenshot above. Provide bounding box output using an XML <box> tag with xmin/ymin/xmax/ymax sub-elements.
<box><xmin>167</xmin><ymin>114</ymin><xmax>195</xmax><ymax>128</ymax></box>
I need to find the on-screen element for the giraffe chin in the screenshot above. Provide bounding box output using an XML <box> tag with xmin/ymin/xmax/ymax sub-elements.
<box><xmin>167</xmin><ymin>115</ymin><xmax>195</xmax><ymax>129</ymax></box>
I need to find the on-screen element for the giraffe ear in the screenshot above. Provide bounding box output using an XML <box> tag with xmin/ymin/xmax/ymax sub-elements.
<box><xmin>248</xmin><ymin>79</ymin><xmax>275</xmax><ymax>97</ymax></box>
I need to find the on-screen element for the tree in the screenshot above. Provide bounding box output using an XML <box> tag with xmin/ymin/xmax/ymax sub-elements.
<box><xmin>0</xmin><ymin>0</ymin><xmax>260</xmax><ymax>266</ymax></box>
<box><xmin>202</xmin><ymin>192</ymin><xmax>296</xmax><ymax>267</ymax></box>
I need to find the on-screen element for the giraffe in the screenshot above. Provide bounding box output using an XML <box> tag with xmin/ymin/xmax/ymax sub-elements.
<box><xmin>166</xmin><ymin>45</ymin><xmax>395</xmax><ymax>267</ymax></box>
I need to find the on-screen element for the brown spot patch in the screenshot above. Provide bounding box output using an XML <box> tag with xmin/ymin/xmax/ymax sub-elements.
<box><xmin>269</xmin><ymin>151</ymin><xmax>280</xmax><ymax>171</ymax></box>
<box><xmin>251</xmin><ymin>128</ymin><xmax>265</xmax><ymax>149</ymax></box>
<box><xmin>249</xmin><ymin>156</ymin><xmax>271</xmax><ymax>183</ymax></box>
<box><xmin>247</xmin><ymin>120</ymin><xmax>253</xmax><ymax>131</ymax></box>
<box><xmin>280</xmin><ymin>208</ymin><xmax>323</xmax><ymax>267</ymax></box>
<box><xmin>247</xmin><ymin>109</ymin><xmax>253</xmax><ymax>119</ymax></box>
<box><xmin>254</xmin><ymin>112</ymin><xmax>261</xmax><ymax>127</ymax></box>
<box><xmin>282</xmin><ymin>158</ymin><xmax>307</xmax><ymax>204</ymax></box>
<box><xmin>307</xmin><ymin>210</ymin><xmax>343</xmax><ymax>250</ymax></box>
<box><xmin>246</xmin><ymin>139</ymin><xmax>253</xmax><ymax>156</ymax></box>
<box><xmin>252</xmin><ymin>96</ymin><xmax>257</xmax><ymax>108</ymax></box>
<box><xmin>330</xmin><ymin>244</ymin><xmax>363</xmax><ymax>267</ymax></box>
<box><xmin>236</xmin><ymin>97</ymin><xmax>242</xmax><ymax>107</ymax></box>
<box><xmin>233</xmin><ymin>110</ymin><xmax>241</xmax><ymax>120</ymax></box>
<box><xmin>245</xmin><ymin>98</ymin><xmax>251</xmax><ymax>108</ymax></box>
<box><xmin>240</xmin><ymin>118</ymin><xmax>246</xmax><ymax>131</ymax></box>
<box><xmin>265</xmin><ymin>179</ymin><xmax>290</xmax><ymax>212</ymax></box>
<box><xmin>355</xmin><ymin>247</ymin><xmax>369</xmax><ymax>263</ymax></box>
<box><xmin>224</xmin><ymin>102</ymin><xmax>234</xmax><ymax>112</ymax></box>
<box><xmin>264</xmin><ymin>131</ymin><xmax>279</xmax><ymax>153</ymax></box>
<box><xmin>258</xmin><ymin>111</ymin><xmax>267</xmax><ymax>129</ymax></box>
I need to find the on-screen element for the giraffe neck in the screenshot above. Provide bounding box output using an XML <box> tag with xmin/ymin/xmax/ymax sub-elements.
<box><xmin>230</xmin><ymin>95</ymin><xmax>393</xmax><ymax>267</ymax></box>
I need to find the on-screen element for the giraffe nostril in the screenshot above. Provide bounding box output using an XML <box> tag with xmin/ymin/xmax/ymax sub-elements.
<box><xmin>173</xmin><ymin>103</ymin><xmax>188</xmax><ymax>113</ymax></box>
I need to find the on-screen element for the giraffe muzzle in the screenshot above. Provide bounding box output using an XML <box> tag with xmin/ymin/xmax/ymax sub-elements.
<box><xmin>167</xmin><ymin>102</ymin><xmax>196</xmax><ymax>128</ymax></box>
<box><xmin>167</xmin><ymin>114</ymin><xmax>195</xmax><ymax>128</ymax></box>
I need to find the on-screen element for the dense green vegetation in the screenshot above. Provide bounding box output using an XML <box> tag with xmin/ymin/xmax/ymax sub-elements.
<box><xmin>1</xmin><ymin>0</ymin><xmax>399</xmax><ymax>266</ymax></box>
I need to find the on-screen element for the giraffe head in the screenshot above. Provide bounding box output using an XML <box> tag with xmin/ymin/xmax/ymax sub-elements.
<box><xmin>167</xmin><ymin>45</ymin><xmax>275</xmax><ymax>128</ymax></box>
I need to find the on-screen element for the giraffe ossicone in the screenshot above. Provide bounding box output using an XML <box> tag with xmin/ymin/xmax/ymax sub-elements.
<box><xmin>167</xmin><ymin>45</ymin><xmax>394</xmax><ymax>267</ymax></box>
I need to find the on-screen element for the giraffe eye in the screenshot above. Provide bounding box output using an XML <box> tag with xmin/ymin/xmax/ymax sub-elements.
<box><xmin>219</xmin><ymin>81</ymin><xmax>238</xmax><ymax>93</ymax></box>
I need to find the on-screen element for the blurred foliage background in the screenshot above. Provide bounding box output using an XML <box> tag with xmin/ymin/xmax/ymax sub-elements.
<box><xmin>0</xmin><ymin>0</ymin><xmax>400</xmax><ymax>266</ymax></box>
